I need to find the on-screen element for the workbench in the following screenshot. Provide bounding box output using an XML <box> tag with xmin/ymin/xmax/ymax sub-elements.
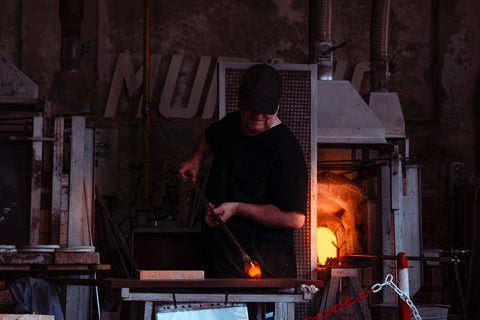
<box><xmin>0</xmin><ymin>251</ymin><xmax>110</xmax><ymax>320</ymax></box>
<box><xmin>107</xmin><ymin>278</ymin><xmax>324</xmax><ymax>320</ymax></box>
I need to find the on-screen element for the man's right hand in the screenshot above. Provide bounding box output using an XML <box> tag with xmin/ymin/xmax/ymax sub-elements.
<box><xmin>177</xmin><ymin>159</ymin><xmax>201</xmax><ymax>182</ymax></box>
<box><xmin>177</xmin><ymin>133</ymin><xmax>211</xmax><ymax>183</ymax></box>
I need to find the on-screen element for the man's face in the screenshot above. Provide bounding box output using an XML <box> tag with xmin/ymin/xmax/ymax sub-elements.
<box><xmin>240</xmin><ymin>109</ymin><xmax>279</xmax><ymax>136</ymax></box>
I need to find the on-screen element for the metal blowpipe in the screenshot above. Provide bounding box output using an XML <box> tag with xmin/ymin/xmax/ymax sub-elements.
<box><xmin>187</xmin><ymin>179</ymin><xmax>262</xmax><ymax>278</ymax></box>
<box><xmin>155</xmin><ymin>129</ymin><xmax>261</xmax><ymax>278</ymax></box>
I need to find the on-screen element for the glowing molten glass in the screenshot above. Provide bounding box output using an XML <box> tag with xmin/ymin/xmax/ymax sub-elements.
<box><xmin>316</xmin><ymin>227</ymin><xmax>338</xmax><ymax>265</ymax></box>
<box><xmin>245</xmin><ymin>260</ymin><xmax>262</xmax><ymax>278</ymax></box>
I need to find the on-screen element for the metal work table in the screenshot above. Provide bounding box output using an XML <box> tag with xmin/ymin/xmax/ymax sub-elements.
<box><xmin>107</xmin><ymin>278</ymin><xmax>324</xmax><ymax>320</ymax></box>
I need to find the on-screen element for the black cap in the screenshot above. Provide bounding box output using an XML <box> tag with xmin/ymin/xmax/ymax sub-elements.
<box><xmin>238</xmin><ymin>64</ymin><xmax>282</xmax><ymax>115</ymax></box>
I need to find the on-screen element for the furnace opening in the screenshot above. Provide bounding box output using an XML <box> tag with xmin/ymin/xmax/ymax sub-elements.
<box><xmin>316</xmin><ymin>227</ymin><xmax>337</xmax><ymax>265</ymax></box>
<box><xmin>317</xmin><ymin>172</ymin><xmax>367</xmax><ymax>265</ymax></box>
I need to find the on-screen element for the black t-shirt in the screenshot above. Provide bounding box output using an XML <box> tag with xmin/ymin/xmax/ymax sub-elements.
<box><xmin>203</xmin><ymin>111</ymin><xmax>308</xmax><ymax>278</ymax></box>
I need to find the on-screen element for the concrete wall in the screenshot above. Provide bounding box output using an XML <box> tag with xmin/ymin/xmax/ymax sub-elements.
<box><xmin>1</xmin><ymin>0</ymin><xmax>480</xmax><ymax>317</ymax></box>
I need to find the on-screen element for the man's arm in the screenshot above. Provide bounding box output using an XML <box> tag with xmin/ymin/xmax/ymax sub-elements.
<box><xmin>205</xmin><ymin>202</ymin><xmax>305</xmax><ymax>230</ymax></box>
<box><xmin>178</xmin><ymin>133</ymin><xmax>211</xmax><ymax>182</ymax></box>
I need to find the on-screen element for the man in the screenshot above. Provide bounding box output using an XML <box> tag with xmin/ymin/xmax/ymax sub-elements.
<box><xmin>178</xmin><ymin>63</ymin><xmax>308</xmax><ymax>279</ymax></box>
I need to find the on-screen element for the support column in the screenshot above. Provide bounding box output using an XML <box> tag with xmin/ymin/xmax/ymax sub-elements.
<box><xmin>51</xmin><ymin>117</ymin><xmax>64</xmax><ymax>244</ymax></box>
<box><xmin>29</xmin><ymin>116</ymin><xmax>43</xmax><ymax>244</ymax></box>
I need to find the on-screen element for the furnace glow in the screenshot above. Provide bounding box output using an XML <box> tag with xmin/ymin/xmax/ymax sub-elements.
<box><xmin>316</xmin><ymin>227</ymin><xmax>338</xmax><ymax>265</ymax></box>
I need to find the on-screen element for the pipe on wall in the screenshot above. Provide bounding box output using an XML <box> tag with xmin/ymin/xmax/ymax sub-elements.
<box><xmin>309</xmin><ymin>0</ymin><xmax>334</xmax><ymax>80</ymax></box>
<box><xmin>370</xmin><ymin>0</ymin><xmax>391</xmax><ymax>92</ymax></box>
<box><xmin>59</xmin><ymin>0</ymin><xmax>83</xmax><ymax>72</ymax></box>
<box><xmin>142</xmin><ymin>0</ymin><xmax>152</xmax><ymax>202</ymax></box>
<box><xmin>51</xmin><ymin>0</ymin><xmax>90</xmax><ymax>115</ymax></box>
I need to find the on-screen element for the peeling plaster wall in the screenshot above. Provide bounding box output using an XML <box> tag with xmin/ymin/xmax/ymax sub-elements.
<box><xmin>148</xmin><ymin>0</ymin><xmax>308</xmax><ymax>59</ymax></box>
<box><xmin>20</xmin><ymin>0</ymin><xmax>60</xmax><ymax>98</ymax></box>
<box><xmin>331</xmin><ymin>1</ymin><xmax>371</xmax><ymax>67</ymax></box>
<box><xmin>0</xmin><ymin>0</ymin><xmax>21</xmax><ymax>65</ymax></box>
<box><xmin>1</xmin><ymin>0</ymin><xmax>480</xmax><ymax>315</ymax></box>
<box><xmin>96</xmin><ymin>0</ymin><xmax>310</xmax><ymax>113</ymax></box>
<box><xmin>400</xmin><ymin>0</ymin><xmax>480</xmax><ymax>252</ymax></box>
<box><xmin>389</xmin><ymin>1</ymin><xmax>433</xmax><ymax>120</ymax></box>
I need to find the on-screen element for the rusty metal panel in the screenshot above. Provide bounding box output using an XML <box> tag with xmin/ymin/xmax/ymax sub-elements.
<box><xmin>66</xmin><ymin>119</ymin><xmax>95</xmax><ymax>320</ymax></box>
<box><xmin>68</xmin><ymin>116</ymin><xmax>88</xmax><ymax>247</ymax></box>
<box><xmin>65</xmin><ymin>116</ymin><xmax>95</xmax><ymax>320</ymax></box>
<box><xmin>51</xmin><ymin>117</ymin><xmax>64</xmax><ymax>244</ymax></box>
<box><xmin>397</xmin><ymin>165</ymin><xmax>422</xmax><ymax>297</ymax></box>
<box><xmin>84</xmin><ymin>127</ymin><xmax>94</xmax><ymax>244</ymax></box>
<box><xmin>381</xmin><ymin>164</ymin><xmax>395</xmax><ymax>303</ymax></box>
<box><xmin>29</xmin><ymin>116</ymin><xmax>43</xmax><ymax>245</ymax></box>
<box><xmin>60</xmin><ymin>173</ymin><xmax>69</xmax><ymax>246</ymax></box>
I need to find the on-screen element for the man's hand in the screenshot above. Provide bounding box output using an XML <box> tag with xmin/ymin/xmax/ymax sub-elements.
<box><xmin>177</xmin><ymin>159</ymin><xmax>201</xmax><ymax>183</ymax></box>
<box><xmin>204</xmin><ymin>202</ymin><xmax>239</xmax><ymax>227</ymax></box>
<box><xmin>177</xmin><ymin>133</ymin><xmax>211</xmax><ymax>183</ymax></box>
<box><xmin>205</xmin><ymin>202</ymin><xmax>305</xmax><ymax>230</ymax></box>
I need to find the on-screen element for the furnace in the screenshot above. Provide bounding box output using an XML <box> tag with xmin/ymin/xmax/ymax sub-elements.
<box><xmin>315</xmin><ymin>79</ymin><xmax>423</xmax><ymax>308</ymax></box>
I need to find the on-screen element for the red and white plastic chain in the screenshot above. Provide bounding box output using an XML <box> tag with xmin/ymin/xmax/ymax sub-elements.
<box><xmin>301</xmin><ymin>274</ymin><xmax>422</xmax><ymax>320</ymax></box>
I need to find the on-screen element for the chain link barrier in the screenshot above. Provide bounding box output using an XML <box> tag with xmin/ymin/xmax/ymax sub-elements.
<box><xmin>302</xmin><ymin>274</ymin><xmax>422</xmax><ymax>320</ymax></box>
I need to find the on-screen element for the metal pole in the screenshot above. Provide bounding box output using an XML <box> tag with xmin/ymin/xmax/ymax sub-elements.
<box><xmin>397</xmin><ymin>252</ymin><xmax>411</xmax><ymax>320</ymax></box>
<box><xmin>142</xmin><ymin>0</ymin><xmax>152</xmax><ymax>201</ymax></box>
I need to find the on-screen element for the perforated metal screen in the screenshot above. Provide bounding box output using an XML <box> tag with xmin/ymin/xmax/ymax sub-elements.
<box><xmin>218</xmin><ymin>62</ymin><xmax>317</xmax><ymax>280</ymax></box>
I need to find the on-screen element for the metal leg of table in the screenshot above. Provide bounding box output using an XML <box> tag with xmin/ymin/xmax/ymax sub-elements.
<box><xmin>144</xmin><ymin>301</ymin><xmax>153</xmax><ymax>320</ymax></box>
<box><xmin>346</xmin><ymin>276</ymin><xmax>371</xmax><ymax>320</ymax></box>
<box><xmin>256</xmin><ymin>302</ymin><xmax>265</xmax><ymax>320</ymax></box>
<box><xmin>319</xmin><ymin>268</ymin><xmax>371</xmax><ymax>320</ymax></box>
<box><xmin>275</xmin><ymin>302</ymin><xmax>295</xmax><ymax>320</ymax></box>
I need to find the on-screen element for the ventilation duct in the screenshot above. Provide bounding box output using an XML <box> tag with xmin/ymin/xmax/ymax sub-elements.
<box><xmin>309</xmin><ymin>0</ymin><xmax>334</xmax><ymax>80</ymax></box>
<box><xmin>369</xmin><ymin>0</ymin><xmax>406</xmax><ymax>139</ymax></box>
<box><xmin>49</xmin><ymin>0</ymin><xmax>90</xmax><ymax>115</ymax></box>
<box><xmin>370</xmin><ymin>0</ymin><xmax>391</xmax><ymax>92</ymax></box>
<box><xmin>316</xmin><ymin>80</ymin><xmax>387</xmax><ymax>144</ymax></box>
<box><xmin>312</xmin><ymin>0</ymin><xmax>405</xmax><ymax>143</ymax></box>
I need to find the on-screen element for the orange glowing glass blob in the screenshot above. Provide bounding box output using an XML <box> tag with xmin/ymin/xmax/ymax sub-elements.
<box><xmin>316</xmin><ymin>227</ymin><xmax>338</xmax><ymax>265</ymax></box>
<box><xmin>245</xmin><ymin>260</ymin><xmax>262</xmax><ymax>278</ymax></box>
